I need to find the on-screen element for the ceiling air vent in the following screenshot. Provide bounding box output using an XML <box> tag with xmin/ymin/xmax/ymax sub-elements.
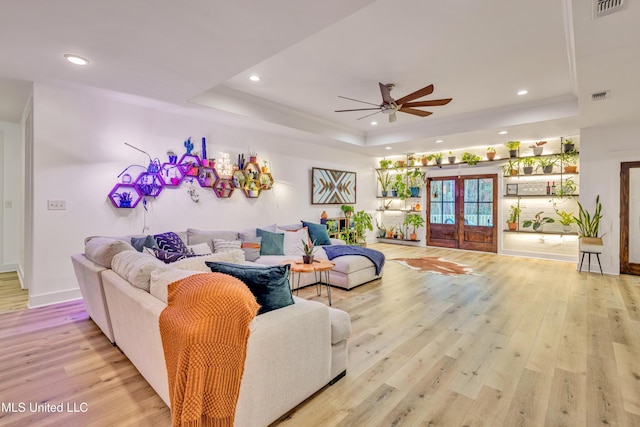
<box><xmin>595</xmin><ymin>0</ymin><xmax>626</xmax><ymax>18</ymax></box>
<box><xmin>591</xmin><ymin>90</ymin><xmax>610</xmax><ymax>101</ymax></box>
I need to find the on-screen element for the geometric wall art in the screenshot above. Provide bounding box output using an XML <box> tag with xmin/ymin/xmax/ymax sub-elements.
<box><xmin>311</xmin><ymin>167</ymin><xmax>356</xmax><ymax>204</ymax></box>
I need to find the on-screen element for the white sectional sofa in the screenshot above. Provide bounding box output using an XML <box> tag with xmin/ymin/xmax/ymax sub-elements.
<box><xmin>71</xmin><ymin>224</ymin><xmax>382</xmax><ymax>426</ymax></box>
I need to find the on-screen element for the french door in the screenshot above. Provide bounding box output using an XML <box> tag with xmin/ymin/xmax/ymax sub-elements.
<box><xmin>426</xmin><ymin>174</ymin><xmax>497</xmax><ymax>252</ymax></box>
<box><xmin>620</xmin><ymin>162</ymin><xmax>640</xmax><ymax>274</ymax></box>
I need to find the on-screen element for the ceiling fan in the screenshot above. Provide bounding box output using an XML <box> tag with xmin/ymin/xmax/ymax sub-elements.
<box><xmin>335</xmin><ymin>82</ymin><xmax>452</xmax><ymax>123</ymax></box>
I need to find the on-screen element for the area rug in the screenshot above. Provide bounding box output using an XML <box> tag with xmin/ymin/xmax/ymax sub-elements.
<box><xmin>391</xmin><ymin>256</ymin><xmax>478</xmax><ymax>276</ymax></box>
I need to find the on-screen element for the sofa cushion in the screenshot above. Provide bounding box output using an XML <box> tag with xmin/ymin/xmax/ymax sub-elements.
<box><xmin>145</xmin><ymin>247</ymin><xmax>199</xmax><ymax>264</ymax></box>
<box><xmin>205</xmin><ymin>262</ymin><xmax>294</xmax><ymax>315</ymax></box>
<box><xmin>240</xmin><ymin>237</ymin><xmax>262</xmax><ymax>262</ymax></box>
<box><xmin>187</xmin><ymin>229</ymin><xmax>239</xmax><ymax>251</ymax></box>
<box><xmin>130</xmin><ymin>235</ymin><xmax>159</xmax><ymax>252</ymax></box>
<box><xmin>238</xmin><ymin>224</ymin><xmax>277</xmax><ymax>241</ymax></box>
<box><xmin>325</xmin><ymin>253</ymin><xmax>376</xmax><ymax>274</ymax></box>
<box><xmin>213</xmin><ymin>238</ymin><xmax>242</xmax><ymax>253</ymax></box>
<box><xmin>256</xmin><ymin>229</ymin><xmax>284</xmax><ymax>256</ymax></box>
<box><xmin>278</xmin><ymin>227</ymin><xmax>310</xmax><ymax>256</ymax></box>
<box><xmin>111</xmin><ymin>250</ymin><xmax>166</xmax><ymax>291</ymax></box>
<box><xmin>154</xmin><ymin>231</ymin><xmax>188</xmax><ymax>253</ymax></box>
<box><xmin>187</xmin><ymin>242</ymin><xmax>213</xmax><ymax>255</ymax></box>
<box><xmin>173</xmin><ymin>250</ymin><xmax>245</xmax><ymax>272</ymax></box>
<box><xmin>85</xmin><ymin>237</ymin><xmax>136</xmax><ymax>268</ymax></box>
<box><xmin>301</xmin><ymin>221</ymin><xmax>332</xmax><ymax>246</ymax></box>
<box><xmin>149</xmin><ymin>268</ymin><xmax>202</xmax><ymax>303</ymax></box>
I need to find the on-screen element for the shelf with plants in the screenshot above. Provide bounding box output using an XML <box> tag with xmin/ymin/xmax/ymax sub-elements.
<box><xmin>503</xmin><ymin>229</ymin><xmax>578</xmax><ymax>236</ymax></box>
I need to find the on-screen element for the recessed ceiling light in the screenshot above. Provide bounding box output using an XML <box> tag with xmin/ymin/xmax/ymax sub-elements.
<box><xmin>371</xmin><ymin>121</ymin><xmax>378</xmax><ymax>126</ymax></box>
<box><xmin>385</xmin><ymin>146</ymin><xmax>392</xmax><ymax>150</ymax></box>
<box><xmin>249</xmin><ymin>75</ymin><xmax>260</xmax><ymax>82</ymax></box>
<box><xmin>435</xmin><ymin>140</ymin><xmax>443</xmax><ymax>143</ymax></box>
<box><xmin>499</xmin><ymin>131</ymin><xmax>508</xmax><ymax>135</ymax></box>
<box><xmin>517</xmin><ymin>89</ymin><xmax>528</xmax><ymax>96</ymax></box>
<box><xmin>64</xmin><ymin>54</ymin><xmax>89</xmax><ymax>65</ymax></box>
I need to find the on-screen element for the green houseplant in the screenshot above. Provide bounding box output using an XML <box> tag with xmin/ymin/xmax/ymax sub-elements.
<box><xmin>447</xmin><ymin>151</ymin><xmax>456</xmax><ymax>164</ymax></box>
<box><xmin>301</xmin><ymin>239</ymin><xmax>316</xmax><ymax>264</ymax></box>
<box><xmin>340</xmin><ymin>204</ymin><xmax>354</xmax><ymax>218</ymax></box>
<box><xmin>559</xmin><ymin>150</ymin><xmax>578</xmax><ymax>173</ymax></box>
<box><xmin>537</xmin><ymin>156</ymin><xmax>557</xmax><ymax>174</ymax></box>
<box><xmin>486</xmin><ymin>146</ymin><xmax>496</xmax><ymax>161</ymax></box>
<box><xmin>404</xmin><ymin>214</ymin><xmax>425</xmax><ymax>240</ymax></box>
<box><xmin>461</xmin><ymin>152</ymin><xmax>482</xmax><ymax>165</ymax></box>
<box><xmin>434</xmin><ymin>152</ymin><xmax>444</xmax><ymax>165</ymax></box>
<box><xmin>501</xmin><ymin>159</ymin><xmax>520</xmax><ymax>176</ymax></box>
<box><xmin>555</xmin><ymin>209</ymin><xmax>575</xmax><ymax>233</ymax></box>
<box><xmin>521</xmin><ymin>157</ymin><xmax>536</xmax><ymax>174</ymax></box>
<box><xmin>376</xmin><ymin>220</ymin><xmax>386</xmax><ymax>238</ymax></box>
<box><xmin>506</xmin><ymin>204</ymin><xmax>521</xmax><ymax>231</ymax></box>
<box><xmin>379</xmin><ymin>158</ymin><xmax>393</xmax><ymax>169</ymax></box>
<box><xmin>391</xmin><ymin>174</ymin><xmax>411</xmax><ymax>200</ymax></box>
<box><xmin>407</xmin><ymin>168</ymin><xmax>425</xmax><ymax>197</ymax></box>
<box><xmin>505</xmin><ymin>141</ymin><xmax>521</xmax><ymax>158</ymax></box>
<box><xmin>376</xmin><ymin>169</ymin><xmax>392</xmax><ymax>197</ymax></box>
<box><xmin>574</xmin><ymin>195</ymin><xmax>603</xmax><ymax>238</ymax></box>
<box><xmin>522</xmin><ymin>211</ymin><xmax>555</xmax><ymax>232</ymax></box>
<box><xmin>352</xmin><ymin>210</ymin><xmax>373</xmax><ymax>245</ymax></box>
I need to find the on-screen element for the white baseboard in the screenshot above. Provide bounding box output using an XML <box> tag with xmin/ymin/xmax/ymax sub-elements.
<box><xmin>27</xmin><ymin>288</ymin><xmax>82</xmax><ymax>309</ymax></box>
<box><xmin>0</xmin><ymin>263</ymin><xmax>18</xmax><ymax>273</ymax></box>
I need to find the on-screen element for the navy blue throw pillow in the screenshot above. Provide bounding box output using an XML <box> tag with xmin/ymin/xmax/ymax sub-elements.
<box><xmin>301</xmin><ymin>221</ymin><xmax>332</xmax><ymax>246</ymax></box>
<box><xmin>205</xmin><ymin>262</ymin><xmax>294</xmax><ymax>315</ymax></box>
<box><xmin>147</xmin><ymin>247</ymin><xmax>198</xmax><ymax>264</ymax></box>
<box><xmin>153</xmin><ymin>231</ymin><xmax>188</xmax><ymax>253</ymax></box>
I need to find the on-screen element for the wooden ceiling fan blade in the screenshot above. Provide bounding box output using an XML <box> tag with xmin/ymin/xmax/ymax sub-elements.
<box><xmin>335</xmin><ymin>108</ymin><xmax>381</xmax><ymax>112</ymax></box>
<box><xmin>394</xmin><ymin>84</ymin><xmax>434</xmax><ymax>105</ymax></box>
<box><xmin>357</xmin><ymin>110</ymin><xmax>382</xmax><ymax>120</ymax></box>
<box><xmin>398</xmin><ymin>107</ymin><xmax>433</xmax><ymax>117</ymax></box>
<box><xmin>401</xmin><ymin>98</ymin><xmax>452</xmax><ymax>108</ymax></box>
<box><xmin>379</xmin><ymin>82</ymin><xmax>394</xmax><ymax>104</ymax></box>
<box><xmin>338</xmin><ymin>95</ymin><xmax>380</xmax><ymax>107</ymax></box>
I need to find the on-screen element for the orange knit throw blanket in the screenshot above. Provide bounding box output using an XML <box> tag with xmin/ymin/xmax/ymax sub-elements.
<box><xmin>160</xmin><ymin>273</ymin><xmax>259</xmax><ymax>427</ymax></box>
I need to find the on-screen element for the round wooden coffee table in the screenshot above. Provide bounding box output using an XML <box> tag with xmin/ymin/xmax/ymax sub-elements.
<box><xmin>282</xmin><ymin>259</ymin><xmax>335</xmax><ymax>305</ymax></box>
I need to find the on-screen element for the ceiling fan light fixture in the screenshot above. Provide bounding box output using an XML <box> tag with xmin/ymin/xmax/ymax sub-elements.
<box><xmin>370</xmin><ymin>121</ymin><xmax>378</xmax><ymax>125</ymax></box>
<box><xmin>517</xmin><ymin>89</ymin><xmax>528</xmax><ymax>96</ymax></box>
<box><xmin>249</xmin><ymin>75</ymin><xmax>260</xmax><ymax>82</ymax></box>
<box><xmin>499</xmin><ymin>131</ymin><xmax>508</xmax><ymax>135</ymax></box>
<box><xmin>435</xmin><ymin>140</ymin><xmax>443</xmax><ymax>143</ymax></box>
<box><xmin>64</xmin><ymin>54</ymin><xmax>89</xmax><ymax>65</ymax></box>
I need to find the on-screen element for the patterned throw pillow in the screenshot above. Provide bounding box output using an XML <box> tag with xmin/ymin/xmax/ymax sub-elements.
<box><xmin>153</xmin><ymin>231</ymin><xmax>188</xmax><ymax>253</ymax></box>
<box><xmin>278</xmin><ymin>227</ymin><xmax>310</xmax><ymax>256</ymax></box>
<box><xmin>213</xmin><ymin>238</ymin><xmax>242</xmax><ymax>253</ymax></box>
<box><xmin>144</xmin><ymin>247</ymin><xmax>198</xmax><ymax>264</ymax></box>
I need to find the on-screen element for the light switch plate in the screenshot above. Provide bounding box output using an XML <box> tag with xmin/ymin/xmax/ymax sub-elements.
<box><xmin>47</xmin><ymin>200</ymin><xmax>66</xmax><ymax>210</ymax></box>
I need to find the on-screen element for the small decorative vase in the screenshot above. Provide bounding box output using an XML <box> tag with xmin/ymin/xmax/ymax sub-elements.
<box><xmin>119</xmin><ymin>200</ymin><xmax>131</xmax><ymax>208</ymax></box>
<box><xmin>436</xmin><ymin>158</ymin><xmax>443</xmax><ymax>166</ymax></box>
<box><xmin>302</xmin><ymin>255</ymin><xmax>314</xmax><ymax>264</ymax></box>
<box><xmin>507</xmin><ymin>222</ymin><xmax>517</xmax><ymax>231</ymax></box>
<box><xmin>448</xmin><ymin>156</ymin><xmax>456</xmax><ymax>164</ymax></box>
<box><xmin>533</xmin><ymin>147</ymin><xmax>543</xmax><ymax>156</ymax></box>
<box><xmin>486</xmin><ymin>152</ymin><xmax>496</xmax><ymax>161</ymax></box>
<box><xmin>543</xmin><ymin>166</ymin><xmax>554</xmax><ymax>174</ymax></box>
<box><xmin>381</xmin><ymin>190</ymin><xmax>388</xmax><ymax>197</ymax></box>
<box><xmin>523</xmin><ymin>166</ymin><xmax>533</xmax><ymax>175</ymax></box>
<box><xmin>168</xmin><ymin>155</ymin><xmax>178</xmax><ymax>164</ymax></box>
<box><xmin>386</xmin><ymin>231</ymin><xmax>393</xmax><ymax>238</ymax></box>
<box><xmin>509</xmin><ymin>150</ymin><xmax>518</xmax><ymax>158</ymax></box>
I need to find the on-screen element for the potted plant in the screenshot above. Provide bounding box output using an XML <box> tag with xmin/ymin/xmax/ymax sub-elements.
<box><xmin>379</xmin><ymin>159</ymin><xmax>393</xmax><ymax>169</ymax></box>
<box><xmin>505</xmin><ymin>141</ymin><xmax>521</xmax><ymax>158</ymax></box>
<box><xmin>341</xmin><ymin>204</ymin><xmax>354</xmax><ymax>218</ymax></box>
<box><xmin>461</xmin><ymin>152</ymin><xmax>481</xmax><ymax>166</ymax></box>
<box><xmin>501</xmin><ymin>159</ymin><xmax>520</xmax><ymax>176</ymax></box>
<box><xmin>556</xmin><ymin>176</ymin><xmax>577</xmax><ymax>197</ymax></box>
<box><xmin>407</xmin><ymin>168</ymin><xmax>425</xmax><ymax>197</ymax></box>
<box><xmin>376</xmin><ymin>169</ymin><xmax>392</xmax><ymax>197</ymax></box>
<box><xmin>522</xmin><ymin>211</ymin><xmax>555</xmax><ymax>232</ymax></box>
<box><xmin>486</xmin><ymin>147</ymin><xmax>496</xmax><ymax>161</ymax></box>
<box><xmin>301</xmin><ymin>239</ymin><xmax>316</xmax><ymax>264</ymax></box>
<box><xmin>447</xmin><ymin>151</ymin><xmax>456</xmax><ymax>164</ymax></box>
<box><xmin>537</xmin><ymin>156</ymin><xmax>557</xmax><ymax>174</ymax></box>
<box><xmin>574</xmin><ymin>195</ymin><xmax>603</xmax><ymax>240</ymax></box>
<box><xmin>376</xmin><ymin>220</ymin><xmax>387</xmax><ymax>238</ymax></box>
<box><xmin>262</xmin><ymin>160</ymin><xmax>269</xmax><ymax>173</ymax></box>
<box><xmin>506</xmin><ymin>204</ymin><xmax>521</xmax><ymax>231</ymax></box>
<box><xmin>530</xmin><ymin>141</ymin><xmax>547</xmax><ymax>156</ymax></box>
<box><xmin>391</xmin><ymin>174</ymin><xmax>411</xmax><ymax>200</ymax></box>
<box><xmin>562</xmin><ymin>137</ymin><xmax>575</xmax><ymax>153</ymax></box>
<box><xmin>555</xmin><ymin>209</ymin><xmax>576</xmax><ymax>233</ymax></box>
<box><xmin>433</xmin><ymin>152</ymin><xmax>444</xmax><ymax>166</ymax></box>
<box><xmin>394</xmin><ymin>159</ymin><xmax>406</xmax><ymax>168</ymax></box>
<box><xmin>404</xmin><ymin>213</ymin><xmax>425</xmax><ymax>240</ymax></box>
<box><xmin>420</xmin><ymin>154</ymin><xmax>431</xmax><ymax>166</ymax></box>
<box><xmin>407</xmin><ymin>155</ymin><xmax>416</xmax><ymax>167</ymax></box>
<box><xmin>114</xmin><ymin>191</ymin><xmax>133</xmax><ymax>208</ymax></box>
<box><xmin>352</xmin><ymin>210</ymin><xmax>373</xmax><ymax>246</ymax></box>
<box><xmin>386</xmin><ymin>225</ymin><xmax>395</xmax><ymax>239</ymax></box>
<box><xmin>559</xmin><ymin>150</ymin><xmax>578</xmax><ymax>173</ymax></box>
<box><xmin>521</xmin><ymin>157</ymin><xmax>536</xmax><ymax>174</ymax></box>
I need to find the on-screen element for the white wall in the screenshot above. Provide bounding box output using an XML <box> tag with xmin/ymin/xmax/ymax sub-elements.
<box><xmin>580</xmin><ymin>122</ymin><xmax>640</xmax><ymax>275</ymax></box>
<box><xmin>28</xmin><ymin>82</ymin><xmax>376</xmax><ymax>307</ymax></box>
<box><xmin>0</xmin><ymin>120</ymin><xmax>23</xmax><ymax>273</ymax></box>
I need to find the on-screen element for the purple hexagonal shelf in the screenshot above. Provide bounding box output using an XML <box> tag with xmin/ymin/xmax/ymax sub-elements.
<box><xmin>160</xmin><ymin>162</ymin><xmax>185</xmax><ymax>187</ymax></box>
<box><xmin>135</xmin><ymin>172</ymin><xmax>164</xmax><ymax>197</ymax></box>
<box><xmin>108</xmin><ymin>183</ymin><xmax>143</xmax><ymax>208</ymax></box>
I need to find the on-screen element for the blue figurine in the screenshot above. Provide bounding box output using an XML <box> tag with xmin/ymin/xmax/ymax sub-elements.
<box><xmin>184</xmin><ymin>137</ymin><xmax>194</xmax><ymax>154</ymax></box>
<box><xmin>201</xmin><ymin>137</ymin><xmax>207</xmax><ymax>160</ymax></box>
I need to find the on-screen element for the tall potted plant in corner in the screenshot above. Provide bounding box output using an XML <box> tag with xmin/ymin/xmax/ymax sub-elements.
<box><xmin>404</xmin><ymin>214</ymin><xmax>425</xmax><ymax>240</ymax></box>
<box><xmin>352</xmin><ymin>210</ymin><xmax>373</xmax><ymax>246</ymax></box>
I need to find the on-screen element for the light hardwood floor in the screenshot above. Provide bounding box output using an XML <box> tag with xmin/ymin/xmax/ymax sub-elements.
<box><xmin>1</xmin><ymin>244</ymin><xmax>640</xmax><ymax>426</ymax></box>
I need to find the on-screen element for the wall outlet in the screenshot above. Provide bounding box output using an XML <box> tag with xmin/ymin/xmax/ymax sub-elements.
<box><xmin>47</xmin><ymin>200</ymin><xmax>66</xmax><ymax>210</ymax></box>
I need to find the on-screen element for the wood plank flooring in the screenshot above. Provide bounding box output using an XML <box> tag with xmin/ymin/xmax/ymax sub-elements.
<box><xmin>1</xmin><ymin>244</ymin><xmax>640</xmax><ymax>426</ymax></box>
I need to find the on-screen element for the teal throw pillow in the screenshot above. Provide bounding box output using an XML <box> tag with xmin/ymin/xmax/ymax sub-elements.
<box><xmin>256</xmin><ymin>228</ymin><xmax>284</xmax><ymax>255</ymax></box>
<box><xmin>301</xmin><ymin>221</ymin><xmax>332</xmax><ymax>245</ymax></box>
<box><xmin>205</xmin><ymin>262</ymin><xmax>294</xmax><ymax>315</ymax></box>
<box><xmin>131</xmin><ymin>235</ymin><xmax>158</xmax><ymax>252</ymax></box>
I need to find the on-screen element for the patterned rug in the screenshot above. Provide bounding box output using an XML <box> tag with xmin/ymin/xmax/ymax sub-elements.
<box><xmin>391</xmin><ymin>256</ymin><xmax>478</xmax><ymax>276</ymax></box>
